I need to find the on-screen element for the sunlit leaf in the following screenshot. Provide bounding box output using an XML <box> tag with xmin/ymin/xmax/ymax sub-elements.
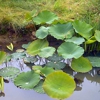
<box><xmin>14</xmin><ymin>71</ymin><xmax>40</xmax><ymax>89</ymax></box>
<box><xmin>43</xmin><ymin>71</ymin><xmax>76</xmax><ymax>99</ymax></box>
<box><xmin>0</xmin><ymin>67</ymin><xmax>20</xmax><ymax>78</ymax></box>
<box><xmin>57</xmin><ymin>42</ymin><xmax>84</xmax><ymax>59</ymax></box>
<box><xmin>46</xmin><ymin>62</ymin><xmax>66</xmax><ymax>70</ymax></box>
<box><xmin>0</xmin><ymin>77</ymin><xmax>4</xmax><ymax>92</ymax></box>
<box><xmin>85</xmin><ymin>36</ymin><xmax>96</xmax><ymax>44</ymax></box>
<box><xmin>22</xmin><ymin>42</ymin><xmax>31</xmax><ymax>49</ymax></box>
<box><xmin>95</xmin><ymin>30</ymin><xmax>100</xmax><ymax>42</ymax></box>
<box><xmin>0</xmin><ymin>51</ymin><xmax>6</xmax><ymax>64</ymax></box>
<box><xmin>36</xmin><ymin>26</ymin><xmax>49</xmax><ymax>39</ymax></box>
<box><xmin>49</xmin><ymin>23</ymin><xmax>74</xmax><ymax>40</ymax></box>
<box><xmin>73</xmin><ymin>20</ymin><xmax>93</xmax><ymax>39</ymax></box>
<box><xmin>65</xmin><ymin>36</ymin><xmax>85</xmax><ymax>45</ymax></box>
<box><xmin>7</xmin><ymin>43</ymin><xmax>13</xmax><ymax>51</ymax></box>
<box><xmin>71</xmin><ymin>57</ymin><xmax>92</xmax><ymax>73</ymax></box>
<box><xmin>87</xmin><ymin>56</ymin><xmax>100</xmax><ymax>67</ymax></box>
<box><xmin>38</xmin><ymin>47</ymin><xmax>56</xmax><ymax>58</ymax></box>
<box><xmin>33</xmin><ymin>10</ymin><xmax>58</xmax><ymax>25</ymax></box>
<box><xmin>27</xmin><ymin>39</ymin><xmax>49</xmax><ymax>56</ymax></box>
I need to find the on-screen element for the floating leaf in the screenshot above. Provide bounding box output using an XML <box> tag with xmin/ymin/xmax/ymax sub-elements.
<box><xmin>46</xmin><ymin>62</ymin><xmax>66</xmax><ymax>70</ymax></box>
<box><xmin>65</xmin><ymin>36</ymin><xmax>85</xmax><ymax>45</ymax></box>
<box><xmin>49</xmin><ymin>23</ymin><xmax>74</xmax><ymax>40</ymax></box>
<box><xmin>73</xmin><ymin>20</ymin><xmax>93</xmax><ymax>39</ymax></box>
<box><xmin>0</xmin><ymin>77</ymin><xmax>4</xmax><ymax>92</ymax></box>
<box><xmin>71</xmin><ymin>57</ymin><xmax>92</xmax><ymax>73</ymax></box>
<box><xmin>0</xmin><ymin>67</ymin><xmax>20</xmax><ymax>78</ymax></box>
<box><xmin>57</xmin><ymin>42</ymin><xmax>84</xmax><ymax>59</ymax></box>
<box><xmin>6</xmin><ymin>43</ymin><xmax>13</xmax><ymax>51</ymax></box>
<box><xmin>0</xmin><ymin>51</ymin><xmax>6</xmax><ymax>64</ymax></box>
<box><xmin>95</xmin><ymin>30</ymin><xmax>100</xmax><ymax>42</ymax></box>
<box><xmin>36</xmin><ymin>26</ymin><xmax>49</xmax><ymax>39</ymax></box>
<box><xmin>43</xmin><ymin>71</ymin><xmax>76</xmax><ymax>99</ymax></box>
<box><xmin>87</xmin><ymin>57</ymin><xmax>100</xmax><ymax>67</ymax></box>
<box><xmin>33</xmin><ymin>10</ymin><xmax>58</xmax><ymax>25</ymax></box>
<box><xmin>27</xmin><ymin>39</ymin><xmax>49</xmax><ymax>56</ymax></box>
<box><xmin>14</xmin><ymin>71</ymin><xmax>40</xmax><ymax>89</ymax></box>
<box><xmin>38</xmin><ymin>47</ymin><xmax>56</xmax><ymax>58</ymax></box>
<box><xmin>33</xmin><ymin>79</ymin><xmax>45</xmax><ymax>94</ymax></box>
<box><xmin>32</xmin><ymin>66</ymin><xmax>42</xmax><ymax>74</ymax></box>
<box><xmin>11</xmin><ymin>52</ymin><xmax>26</xmax><ymax>59</ymax></box>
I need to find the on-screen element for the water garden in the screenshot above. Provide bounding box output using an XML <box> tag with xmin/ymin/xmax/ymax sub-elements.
<box><xmin>0</xmin><ymin>0</ymin><xmax>100</xmax><ymax>100</ymax></box>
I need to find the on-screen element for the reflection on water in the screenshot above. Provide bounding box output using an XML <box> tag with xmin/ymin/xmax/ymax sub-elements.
<box><xmin>0</xmin><ymin>60</ymin><xmax>100</xmax><ymax>100</ymax></box>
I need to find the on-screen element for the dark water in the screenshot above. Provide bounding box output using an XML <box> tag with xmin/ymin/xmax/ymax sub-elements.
<box><xmin>0</xmin><ymin>59</ymin><xmax>100</xmax><ymax>100</ymax></box>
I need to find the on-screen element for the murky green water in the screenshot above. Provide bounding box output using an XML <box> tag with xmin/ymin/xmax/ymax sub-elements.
<box><xmin>0</xmin><ymin>59</ymin><xmax>100</xmax><ymax>100</ymax></box>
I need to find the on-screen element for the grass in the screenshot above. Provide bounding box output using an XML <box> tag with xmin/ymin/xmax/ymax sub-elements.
<box><xmin>0</xmin><ymin>0</ymin><xmax>100</xmax><ymax>28</ymax></box>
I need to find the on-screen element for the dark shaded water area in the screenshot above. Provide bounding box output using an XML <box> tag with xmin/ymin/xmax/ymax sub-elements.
<box><xmin>0</xmin><ymin>59</ymin><xmax>100</xmax><ymax>100</ymax></box>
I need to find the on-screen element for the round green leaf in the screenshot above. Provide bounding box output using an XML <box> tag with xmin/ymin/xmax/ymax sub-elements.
<box><xmin>71</xmin><ymin>57</ymin><xmax>92</xmax><ymax>73</ymax></box>
<box><xmin>73</xmin><ymin>20</ymin><xmax>93</xmax><ymax>39</ymax></box>
<box><xmin>49</xmin><ymin>23</ymin><xmax>74</xmax><ymax>40</ymax></box>
<box><xmin>43</xmin><ymin>71</ymin><xmax>76</xmax><ymax>99</ymax></box>
<box><xmin>87</xmin><ymin>56</ymin><xmax>100</xmax><ymax>67</ymax></box>
<box><xmin>57</xmin><ymin>42</ymin><xmax>84</xmax><ymax>59</ymax></box>
<box><xmin>14</xmin><ymin>71</ymin><xmax>40</xmax><ymax>89</ymax></box>
<box><xmin>38</xmin><ymin>47</ymin><xmax>56</xmax><ymax>58</ymax></box>
<box><xmin>27</xmin><ymin>39</ymin><xmax>49</xmax><ymax>56</ymax></box>
<box><xmin>0</xmin><ymin>67</ymin><xmax>20</xmax><ymax>78</ymax></box>
<box><xmin>65</xmin><ymin>36</ymin><xmax>85</xmax><ymax>45</ymax></box>
<box><xmin>0</xmin><ymin>51</ymin><xmax>6</xmax><ymax>64</ymax></box>
<box><xmin>95</xmin><ymin>30</ymin><xmax>100</xmax><ymax>42</ymax></box>
<box><xmin>36</xmin><ymin>26</ymin><xmax>49</xmax><ymax>39</ymax></box>
<box><xmin>46</xmin><ymin>62</ymin><xmax>66</xmax><ymax>70</ymax></box>
<box><xmin>47</xmin><ymin>53</ymin><xmax>64</xmax><ymax>62</ymax></box>
<box><xmin>33</xmin><ymin>10</ymin><xmax>58</xmax><ymax>25</ymax></box>
<box><xmin>33</xmin><ymin>79</ymin><xmax>45</xmax><ymax>94</ymax></box>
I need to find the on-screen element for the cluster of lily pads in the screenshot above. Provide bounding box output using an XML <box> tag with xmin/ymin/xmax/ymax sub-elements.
<box><xmin>0</xmin><ymin>10</ymin><xmax>100</xmax><ymax>100</ymax></box>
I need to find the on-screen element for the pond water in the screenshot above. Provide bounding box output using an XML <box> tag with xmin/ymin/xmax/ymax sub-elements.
<box><xmin>0</xmin><ymin>59</ymin><xmax>100</xmax><ymax>100</ymax></box>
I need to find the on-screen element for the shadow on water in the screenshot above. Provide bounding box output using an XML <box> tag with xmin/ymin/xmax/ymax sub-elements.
<box><xmin>0</xmin><ymin>59</ymin><xmax>100</xmax><ymax>100</ymax></box>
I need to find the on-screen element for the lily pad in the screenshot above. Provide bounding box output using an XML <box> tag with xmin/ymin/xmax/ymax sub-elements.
<box><xmin>73</xmin><ymin>20</ymin><xmax>93</xmax><ymax>39</ymax></box>
<box><xmin>87</xmin><ymin>57</ymin><xmax>100</xmax><ymax>67</ymax></box>
<box><xmin>38</xmin><ymin>47</ymin><xmax>56</xmax><ymax>58</ymax></box>
<box><xmin>0</xmin><ymin>67</ymin><xmax>20</xmax><ymax>78</ymax></box>
<box><xmin>0</xmin><ymin>51</ymin><xmax>6</xmax><ymax>64</ymax></box>
<box><xmin>36</xmin><ymin>26</ymin><xmax>49</xmax><ymax>39</ymax></box>
<box><xmin>71</xmin><ymin>57</ymin><xmax>92</xmax><ymax>73</ymax></box>
<box><xmin>14</xmin><ymin>71</ymin><xmax>40</xmax><ymax>89</ymax></box>
<box><xmin>43</xmin><ymin>71</ymin><xmax>76</xmax><ymax>99</ymax></box>
<box><xmin>33</xmin><ymin>10</ymin><xmax>58</xmax><ymax>25</ymax></box>
<box><xmin>95</xmin><ymin>30</ymin><xmax>100</xmax><ymax>42</ymax></box>
<box><xmin>47</xmin><ymin>53</ymin><xmax>64</xmax><ymax>62</ymax></box>
<box><xmin>22</xmin><ymin>42</ymin><xmax>31</xmax><ymax>49</ymax></box>
<box><xmin>65</xmin><ymin>36</ymin><xmax>85</xmax><ymax>45</ymax></box>
<box><xmin>49</xmin><ymin>23</ymin><xmax>74</xmax><ymax>40</ymax></box>
<box><xmin>46</xmin><ymin>62</ymin><xmax>66</xmax><ymax>70</ymax></box>
<box><xmin>57</xmin><ymin>42</ymin><xmax>84</xmax><ymax>59</ymax></box>
<box><xmin>33</xmin><ymin>79</ymin><xmax>45</xmax><ymax>94</ymax></box>
<box><xmin>27</xmin><ymin>39</ymin><xmax>49</xmax><ymax>56</ymax></box>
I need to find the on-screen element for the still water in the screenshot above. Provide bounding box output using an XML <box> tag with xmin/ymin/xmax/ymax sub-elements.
<box><xmin>0</xmin><ymin>59</ymin><xmax>100</xmax><ymax>100</ymax></box>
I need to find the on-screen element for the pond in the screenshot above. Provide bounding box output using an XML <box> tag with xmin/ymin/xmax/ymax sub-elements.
<box><xmin>0</xmin><ymin>59</ymin><xmax>100</xmax><ymax>100</ymax></box>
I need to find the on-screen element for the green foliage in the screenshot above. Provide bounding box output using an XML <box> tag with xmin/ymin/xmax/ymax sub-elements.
<box><xmin>71</xmin><ymin>57</ymin><xmax>92</xmax><ymax>73</ymax></box>
<box><xmin>33</xmin><ymin>10</ymin><xmax>59</xmax><ymax>25</ymax></box>
<box><xmin>43</xmin><ymin>71</ymin><xmax>76</xmax><ymax>99</ymax></box>
<box><xmin>57</xmin><ymin>42</ymin><xmax>84</xmax><ymax>59</ymax></box>
<box><xmin>87</xmin><ymin>57</ymin><xmax>100</xmax><ymax>67</ymax></box>
<box><xmin>14</xmin><ymin>71</ymin><xmax>40</xmax><ymax>89</ymax></box>
<box><xmin>73</xmin><ymin>20</ymin><xmax>93</xmax><ymax>39</ymax></box>
<box><xmin>0</xmin><ymin>67</ymin><xmax>20</xmax><ymax>78</ymax></box>
<box><xmin>0</xmin><ymin>77</ymin><xmax>4</xmax><ymax>92</ymax></box>
<box><xmin>49</xmin><ymin>23</ymin><xmax>74</xmax><ymax>40</ymax></box>
<box><xmin>0</xmin><ymin>51</ymin><xmax>6</xmax><ymax>64</ymax></box>
<box><xmin>94</xmin><ymin>30</ymin><xmax>100</xmax><ymax>42</ymax></box>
